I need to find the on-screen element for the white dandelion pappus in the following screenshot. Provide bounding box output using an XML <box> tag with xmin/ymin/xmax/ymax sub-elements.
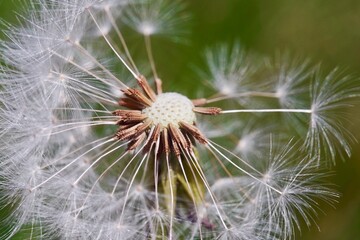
<box><xmin>0</xmin><ymin>0</ymin><xmax>358</xmax><ymax>239</ymax></box>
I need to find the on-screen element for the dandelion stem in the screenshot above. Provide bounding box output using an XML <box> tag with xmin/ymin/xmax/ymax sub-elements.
<box><xmin>221</xmin><ymin>109</ymin><xmax>312</xmax><ymax>114</ymax></box>
<box><xmin>144</xmin><ymin>35</ymin><xmax>159</xmax><ymax>81</ymax></box>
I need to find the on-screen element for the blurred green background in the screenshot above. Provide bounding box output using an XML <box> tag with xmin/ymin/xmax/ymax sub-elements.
<box><xmin>1</xmin><ymin>0</ymin><xmax>359</xmax><ymax>239</ymax></box>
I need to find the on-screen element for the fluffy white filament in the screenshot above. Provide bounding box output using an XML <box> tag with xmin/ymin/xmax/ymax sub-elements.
<box><xmin>0</xmin><ymin>0</ymin><xmax>358</xmax><ymax>240</ymax></box>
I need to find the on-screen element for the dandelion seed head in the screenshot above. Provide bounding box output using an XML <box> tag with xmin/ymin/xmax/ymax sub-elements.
<box><xmin>0</xmin><ymin>0</ymin><xmax>358</xmax><ymax>239</ymax></box>
<box><xmin>275</xmin><ymin>84</ymin><xmax>287</xmax><ymax>100</ymax></box>
<box><xmin>137</xmin><ymin>21</ymin><xmax>157</xmax><ymax>36</ymax></box>
<box><xmin>236</xmin><ymin>136</ymin><xmax>252</xmax><ymax>153</ymax></box>
<box><xmin>142</xmin><ymin>92</ymin><xmax>195</xmax><ymax>128</ymax></box>
<box><xmin>123</xmin><ymin>0</ymin><xmax>189</xmax><ymax>40</ymax></box>
<box><xmin>205</xmin><ymin>44</ymin><xmax>253</xmax><ymax>97</ymax></box>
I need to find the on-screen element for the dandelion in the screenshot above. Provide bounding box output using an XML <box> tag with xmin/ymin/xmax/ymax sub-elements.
<box><xmin>0</xmin><ymin>0</ymin><xmax>358</xmax><ymax>239</ymax></box>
